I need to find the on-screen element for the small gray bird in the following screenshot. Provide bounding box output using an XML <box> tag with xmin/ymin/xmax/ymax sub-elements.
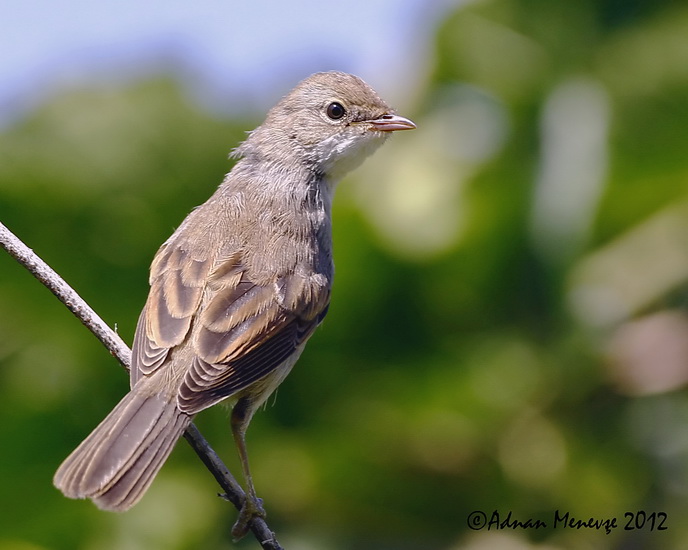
<box><xmin>53</xmin><ymin>71</ymin><xmax>415</xmax><ymax>537</ymax></box>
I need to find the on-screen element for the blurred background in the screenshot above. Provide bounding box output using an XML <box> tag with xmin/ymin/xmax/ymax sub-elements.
<box><xmin>2</xmin><ymin>0</ymin><xmax>688</xmax><ymax>549</ymax></box>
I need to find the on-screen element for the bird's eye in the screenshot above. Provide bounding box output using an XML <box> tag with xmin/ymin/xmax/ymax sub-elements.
<box><xmin>326</xmin><ymin>102</ymin><xmax>346</xmax><ymax>120</ymax></box>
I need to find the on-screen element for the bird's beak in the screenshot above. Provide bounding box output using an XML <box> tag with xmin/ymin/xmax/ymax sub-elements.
<box><xmin>368</xmin><ymin>114</ymin><xmax>416</xmax><ymax>132</ymax></box>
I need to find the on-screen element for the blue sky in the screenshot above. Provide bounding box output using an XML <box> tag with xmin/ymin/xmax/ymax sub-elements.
<box><xmin>2</xmin><ymin>0</ymin><xmax>457</xmax><ymax>124</ymax></box>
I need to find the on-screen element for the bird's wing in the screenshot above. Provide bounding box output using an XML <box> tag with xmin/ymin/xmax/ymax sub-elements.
<box><xmin>130</xmin><ymin>241</ymin><xmax>330</xmax><ymax>414</ymax></box>
<box><xmin>131</xmin><ymin>242</ymin><xmax>212</xmax><ymax>387</ymax></box>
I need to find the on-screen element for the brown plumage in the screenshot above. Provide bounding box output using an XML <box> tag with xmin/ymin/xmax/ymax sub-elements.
<box><xmin>53</xmin><ymin>71</ymin><xmax>415</xmax><ymax>537</ymax></box>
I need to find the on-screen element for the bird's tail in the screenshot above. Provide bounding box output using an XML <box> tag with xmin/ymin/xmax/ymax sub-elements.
<box><xmin>53</xmin><ymin>388</ymin><xmax>192</xmax><ymax>511</ymax></box>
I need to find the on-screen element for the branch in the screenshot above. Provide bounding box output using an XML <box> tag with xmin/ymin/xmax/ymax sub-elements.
<box><xmin>0</xmin><ymin>221</ymin><xmax>284</xmax><ymax>550</ymax></box>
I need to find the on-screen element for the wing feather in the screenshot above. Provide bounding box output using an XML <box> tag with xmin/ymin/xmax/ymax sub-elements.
<box><xmin>130</xmin><ymin>243</ymin><xmax>211</xmax><ymax>383</ymax></box>
<box><xmin>131</xmin><ymin>241</ymin><xmax>330</xmax><ymax>413</ymax></box>
<box><xmin>178</xmin><ymin>317</ymin><xmax>306</xmax><ymax>412</ymax></box>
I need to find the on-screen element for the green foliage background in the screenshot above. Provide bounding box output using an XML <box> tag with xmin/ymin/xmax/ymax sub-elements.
<box><xmin>2</xmin><ymin>1</ymin><xmax>688</xmax><ymax>549</ymax></box>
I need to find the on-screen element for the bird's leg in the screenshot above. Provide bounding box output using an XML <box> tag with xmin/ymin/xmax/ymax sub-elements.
<box><xmin>230</xmin><ymin>397</ymin><xmax>266</xmax><ymax>540</ymax></box>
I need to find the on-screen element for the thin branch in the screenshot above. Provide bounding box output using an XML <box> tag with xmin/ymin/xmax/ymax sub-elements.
<box><xmin>0</xmin><ymin>222</ymin><xmax>131</xmax><ymax>367</ymax></box>
<box><xmin>0</xmin><ymin>221</ymin><xmax>284</xmax><ymax>550</ymax></box>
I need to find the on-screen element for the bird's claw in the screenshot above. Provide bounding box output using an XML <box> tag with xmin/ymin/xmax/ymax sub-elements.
<box><xmin>231</xmin><ymin>494</ymin><xmax>266</xmax><ymax>540</ymax></box>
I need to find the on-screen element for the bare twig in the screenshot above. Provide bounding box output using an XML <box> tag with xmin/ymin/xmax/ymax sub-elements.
<box><xmin>0</xmin><ymin>221</ymin><xmax>284</xmax><ymax>550</ymax></box>
<box><xmin>0</xmin><ymin>222</ymin><xmax>131</xmax><ymax>367</ymax></box>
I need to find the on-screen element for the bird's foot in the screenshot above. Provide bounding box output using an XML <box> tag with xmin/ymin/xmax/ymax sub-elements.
<box><xmin>231</xmin><ymin>493</ymin><xmax>266</xmax><ymax>540</ymax></box>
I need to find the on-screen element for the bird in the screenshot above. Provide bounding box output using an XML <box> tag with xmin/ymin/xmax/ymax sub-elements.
<box><xmin>53</xmin><ymin>70</ymin><xmax>415</xmax><ymax>538</ymax></box>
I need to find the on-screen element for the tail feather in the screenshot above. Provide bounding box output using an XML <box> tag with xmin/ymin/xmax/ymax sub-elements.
<box><xmin>94</xmin><ymin>410</ymin><xmax>190</xmax><ymax>510</ymax></box>
<box><xmin>58</xmin><ymin>394</ymin><xmax>163</xmax><ymax>496</ymax></box>
<box><xmin>54</xmin><ymin>389</ymin><xmax>192</xmax><ymax>511</ymax></box>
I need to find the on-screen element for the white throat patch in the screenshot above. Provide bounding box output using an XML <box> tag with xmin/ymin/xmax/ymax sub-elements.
<box><xmin>314</xmin><ymin>129</ymin><xmax>388</xmax><ymax>184</ymax></box>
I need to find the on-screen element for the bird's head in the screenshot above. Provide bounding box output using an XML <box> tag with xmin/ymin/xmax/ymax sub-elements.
<box><xmin>234</xmin><ymin>71</ymin><xmax>415</xmax><ymax>183</ymax></box>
